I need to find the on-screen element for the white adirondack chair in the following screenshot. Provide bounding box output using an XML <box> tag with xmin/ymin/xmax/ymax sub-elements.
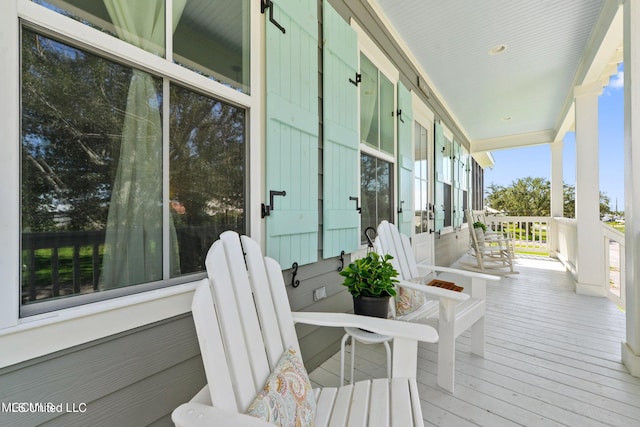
<box><xmin>464</xmin><ymin>210</ymin><xmax>518</xmax><ymax>275</ymax></box>
<box><xmin>375</xmin><ymin>220</ymin><xmax>500</xmax><ymax>393</ymax></box>
<box><xmin>172</xmin><ymin>231</ymin><xmax>438</xmax><ymax>427</ymax></box>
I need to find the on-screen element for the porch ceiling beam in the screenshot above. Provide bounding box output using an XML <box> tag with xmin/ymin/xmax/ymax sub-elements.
<box><xmin>470</xmin><ymin>151</ymin><xmax>495</xmax><ymax>170</ymax></box>
<box><xmin>470</xmin><ymin>129</ymin><xmax>555</xmax><ymax>153</ymax></box>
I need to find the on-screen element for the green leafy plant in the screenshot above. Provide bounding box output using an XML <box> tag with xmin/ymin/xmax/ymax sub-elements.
<box><xmin>339</xmin><ymin>252</ymin><xmax>398</xmax><ymax>298</ymax></box>
<box><xmin>472</xmin><ymin>221</ymin><xmax>487</xmax><ymax>232</ymax></box>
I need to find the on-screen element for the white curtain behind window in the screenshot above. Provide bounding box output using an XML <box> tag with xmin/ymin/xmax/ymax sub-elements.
<box><xmin>100</xmin><ymin>0</ymin><xmax>186</xmax><ymax>289</ymax></box>
<box><xmin>360</xmin><ymin>65</ymin><xmax>377</xmax><ymax>145</ymax></box>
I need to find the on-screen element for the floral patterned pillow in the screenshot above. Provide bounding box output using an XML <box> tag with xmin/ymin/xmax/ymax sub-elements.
<box><xmin>395</xmin><ymin>285</ymin><xmax>425</xmax><ymax>316</ymax></box>
<box><xmin>246</xmin><ymin>347</ymin><xmax>316</xmax><ymax>427</ymax></box>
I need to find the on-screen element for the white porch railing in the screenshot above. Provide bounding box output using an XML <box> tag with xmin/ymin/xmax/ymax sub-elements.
<box><xmin>483</xmin><ymin>216</ymin><xmax>551</xmax><ymax>254</ymax></box>
<box><xmin>482</xmin><ymin>215</ymin><xmax>625</xmax><ymax>308</ymax></box>
<box><xmin>555</xmin><ymin>217</ymin><xmax>578</xmax><ymax>275</ymax></box>
<box><xmin>602</xmin><ymin>223</ymin><xmax>625</xmax><ymax>308</ymax></box>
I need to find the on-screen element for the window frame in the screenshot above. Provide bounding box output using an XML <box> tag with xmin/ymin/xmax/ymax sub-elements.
<box><xmin>0</xmin><ymin>0</ymin><xmax>261</xmax><ymax>367</ymax></box>
<box><xmin>412</xmin><ymin>95</ymin><xmax>435</xmax><ymax>237</ymax></box>
<box><xmin>352</xmin><ymin>20</ymin><xmax>399</xmax><ymax>248</ymax></box>
<box><xmin>439</xmin><ymin>125</ymin><xmax>455</xmax><ymax>234</ymax></box>
<box><xmin>413</xmin><ymin>121</ymin><xmax>430</xmax><ymax>235</ymax></box>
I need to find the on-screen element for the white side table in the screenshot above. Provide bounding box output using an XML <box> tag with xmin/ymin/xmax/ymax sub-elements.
<box><xmin>340</xmin><ymin>326</ymin><xmax>392</xmax><ymax>386</ymax></box>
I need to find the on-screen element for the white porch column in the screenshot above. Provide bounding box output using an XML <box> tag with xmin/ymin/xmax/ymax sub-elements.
<box><xmin>549</xmin><ymin>140</ymin><xmax>564</xmax><ymax>257</ymax></box>
<box><xmin>574</xmin><ymin>82</ymin><xmax>606</xmax><ymax>296</ymax></box>
<box><xmin>623</xmin><ymin>0</ymin><xmax>640</xmax><ymax>377</ymax></box>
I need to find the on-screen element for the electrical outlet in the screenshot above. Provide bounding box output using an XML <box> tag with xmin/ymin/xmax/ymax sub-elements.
<box><xmin>313</xmin><ymin>286</ymin><xmax>327</xmax><ymax>301</ymax></box>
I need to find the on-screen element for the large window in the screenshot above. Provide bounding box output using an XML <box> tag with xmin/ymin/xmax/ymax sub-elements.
<box><xmin>359</xmin><ymin>52</ymin><xmax>396</xmax><ymax>242</ymax></box>
<box><xmin>441</xmin><ymin>137</ymin><xmax>453</xmax><ymax>228</ymax></box>
<box><xmin>414</xmin><ymin>122</ymin><xmax>429</xmax><ymax>234</ymax></box>
<box><xmin>360</xmin><ymin>153</ymin><xmax>393</xmax><ymax>243</ymax></box>
<box><xmin>460</xmin><ymin>147</ymin><xmax>470</xmax><ymax>224</ymax></box>
<box><xmin>20</xmin><ymin>1</ymin><xmax>249</xmax><ymax>312</ymax></box>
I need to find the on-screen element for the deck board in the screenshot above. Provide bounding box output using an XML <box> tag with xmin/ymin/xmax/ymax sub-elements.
<box><xmin>309</xmin><ymin>255</ymin><xmax>640</xmax><ymax>426</ymax></box>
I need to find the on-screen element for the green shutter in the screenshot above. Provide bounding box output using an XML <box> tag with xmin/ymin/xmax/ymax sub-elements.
<box><xmin>434</xmin><ymin>122</ymin><xmax>445</xmax><ymax>231</ymax></box>
<box><xmin>265</xmin><ymin>0</ymin><xmax>318</xmax><ymax>267</ymax></box>
<box><xmin>322</xmin><ymin>2</ymin><xmax>359</xmax><ymax>258</ymax></box>
<box><xmin>397</xmin><ymin>82</ymin><xmax>413</xmax><ymax>237</ymax></box>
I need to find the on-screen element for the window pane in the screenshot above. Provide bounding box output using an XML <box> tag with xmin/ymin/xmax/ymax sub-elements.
<box><xmin>360</xmin><ymin>153</ymin><xmax>393</xmax><ymax>243</ymax></box>
<box><xmin>414</xmin><ymin>177</ymin><xmax>424</xmax><ymax>234</ymax></box>
<box><xmin>376</xmin><ymin>161</ymin><xmax>392</xmax><ymax>225</ymax></box>
<box><xmin>443</xmin><ymin>137</ymin><xmax>452</xmax><ymax>183</ymax></box>
<box><xmin>35</xmin><ymin>0</ymin><xmax>169</xmax><ymax>56</ymax></box>
<box><xmin>169</xmin><ymin>85</ymin><xmax>246</xmax><ymax>276</ymax></box>
<box><xmin>174</xmin><ymin>0</ymin><xmax>251</xmax><ymax>94</ymax></box>
<box><xmin>444</xmin><ymin>183</ymin><xmax>452</xmax><ymax>227</ymax></box>
<box><xmin>360</xmin><ymin>54</ymin><xmax>378</xmax><ymax>148</ymax></box>
<box><xmin>379</xmin><ymin>74</ymin><xmax>394</xmax><ymax>154</ymax></box>
<box><xmin>414</xmin><ymin>123</ymin><xmax>428</xmax><ymax>233</ymax></box>
<box><xmin>21</xmin><ymin>30</ymin><xmax>163</xmax><ymax>304</ymax></box>
<box><xmin>463</xmin><ymin>190</ymin><xmax>468</xmax><ymax>223</ymax></box>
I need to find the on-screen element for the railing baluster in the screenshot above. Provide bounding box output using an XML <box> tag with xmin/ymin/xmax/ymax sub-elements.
<box><xmin>52</xmin><ymin>247</ymin><xmax>59</xmax><ymax>297</ymax></box>
<box><xmin>93</xmin><ymin>243</ymin><xmax>100</xmax><ymax>291</ymax></box>
<box><xmin>73</xmin><ymin>245</ymin><xmax>81</xmax><ymax>294</ymax></box>
<box><xmin>28</xmin><ymin>248</ymin><xmax>36</xmax><ymax>302</ymax></box>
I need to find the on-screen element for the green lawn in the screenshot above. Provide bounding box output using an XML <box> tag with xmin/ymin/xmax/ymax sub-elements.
<box><xmin>23</xmin><ymin>245</ymin><xmax>103</xmax><ymax>288</ymax></box>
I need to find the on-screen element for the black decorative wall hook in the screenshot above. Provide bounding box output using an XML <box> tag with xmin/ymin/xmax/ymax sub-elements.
<box><xmin>290</xmin><ymin>262</ymin><xmax>300</xmax><ymax>288</ymax></box>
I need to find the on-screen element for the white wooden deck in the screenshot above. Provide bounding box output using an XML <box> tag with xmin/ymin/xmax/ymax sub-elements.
<box><xmin>309</xmin><ymin>255</ymin><xmax>640</xmax><ymax>426</ymax></box>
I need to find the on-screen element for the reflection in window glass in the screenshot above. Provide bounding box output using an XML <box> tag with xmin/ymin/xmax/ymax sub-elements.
<box><xmin>169</xmin><ymin>86</ymin><xmax>246</xmax><ymax>276</ymax></box>
<box><xmin>21</xmin><ymin>30</ymin><xmax>163</xmax><ymax>304</ymax></box>
<box><xmin>20</xmin><ymin>29</ymin><xmax>247</xmax><ymax>308</ymax></box>
<box><xmin>174</xmin><ymin>0</ymin><xmax>251</xmax><ymax>93</ymax></box>
<box><xmin>360</xmin><ymin>54</ymin><xmax>378</xmax><ymax>148</ymax></box>
<box><xmin>361</xmin><ymin>153</ymin><xmax>393</xmax><ymax>244</ymax></box>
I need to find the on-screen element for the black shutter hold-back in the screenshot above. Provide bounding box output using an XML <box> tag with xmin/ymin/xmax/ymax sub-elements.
<box><xmin>261</xmin><ymin>0</ymin><xmax>286</xmax><ymax>34</ymax></box>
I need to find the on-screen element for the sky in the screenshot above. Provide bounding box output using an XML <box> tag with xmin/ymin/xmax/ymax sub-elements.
<box><xmin>484</xmin><ymin>64</ymin><xmax>625</xmax><ymax>212</ymax></box>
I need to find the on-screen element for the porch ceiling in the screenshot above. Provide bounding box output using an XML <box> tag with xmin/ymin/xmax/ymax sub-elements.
<box><xmin>372</xmin><ymin>0</ymin><xmax>623</xmax><ymax>151</ymax></box>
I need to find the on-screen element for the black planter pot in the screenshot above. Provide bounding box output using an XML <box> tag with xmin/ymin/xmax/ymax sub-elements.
<box><xmin>353</xmin><ymin>295</ymin><xmax>390</xmax><ymax>318</ymax></box>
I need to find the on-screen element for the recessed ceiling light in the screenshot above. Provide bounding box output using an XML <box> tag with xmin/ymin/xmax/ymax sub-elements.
<box><xmin>503</xmin><ymin>116</ymin><xmax>512</xmax><ymax>121</ymax></box>
<box><xmin>489</xmin><ymin>44</ymin><xmax>508</xmax><ymax>55</ymax></box>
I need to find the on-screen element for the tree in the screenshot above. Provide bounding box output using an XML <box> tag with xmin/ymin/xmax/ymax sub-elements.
<box><xmin>486</xmin><ymin>177</ymin><xmax>611</xmax><ymax>218</ymax></box>
<box><xmin>485</xmin><ymin>177</ymin><xmax>549</xmax><ymax>216</ymax></box>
